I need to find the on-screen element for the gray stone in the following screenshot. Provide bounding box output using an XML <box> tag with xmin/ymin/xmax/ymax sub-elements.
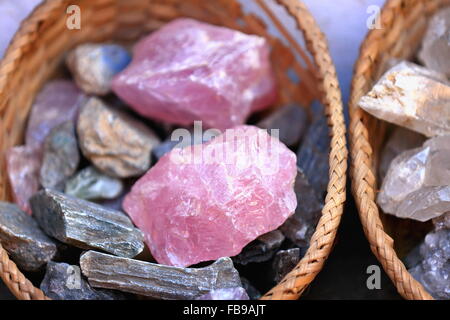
<box><xmin>40</xmin><ymin>262</ymin><xmax>125</xmax><ymax>300</ymax></box>
<box><xmin>408</xmin><ymin>229</ymin><xmax>449</xmax><ymax>300</ymax></box>
<box><xmin>80</xmin><ymin>251</ymin><xmax>242</xmax><ymax>300</ymax></box>
<box><xmin>233</xmin><ymin>230</ymin><xmax>284</xmax><ymax>265</ymax></box>
<box><xmin>195</xmin><ymin>287</ymin><xmax>249</xmax><ymax>300</ymax></box>
<box><xmin>77</xmin><ymin>97</ymin><xmax>160</xmax><ymax>178</ymax></box>
<box><xmin>280</xmin><ymin>167</ymin><xmax>323</xmax><ymax>247</ymax></box>
<box><xmin>65</xmin><ymin>166</ymin><xmax>123</xmax><ymax>201</ymax></box>
<box><xmin>272</xmin><ymin>248</ymin><xmax>301</xmax><ymax>283</ymax></box>
<box><xmin>0</xmin><ymin>201</ymin><xmax>57</xmax><ymax>271</ymax></box>
<box><xmin>257</xmin><ymin>104</ymin><xmax>308</xmax><ymax>147</ymax></box>
<box><xmin>30</xmin><ymin>189</ymin><xmax>144</xmax><ymax>258</ymax></box>
<box><xmin>40</xmin><ymin>121</ymin><xmax>80</xmax><ymax>190</ymax></box>
<box><xmin>418</xmin><ymin>7</ymin><xmax>450</xmax><ymax>77</ymax></box>
<box><xmin>379</xmin><ymin>127</ymin><xmax>426</xmax><ymax>181</ymax></box>
<box><xmin>359</xmin><ymin>61</ymin><xmax>450</xmax><ymax>137</ymax></box>
<box><xmin>297</xmin><ymin>112</ymin><xmax>330</xmax><ymax>198</ymax></box>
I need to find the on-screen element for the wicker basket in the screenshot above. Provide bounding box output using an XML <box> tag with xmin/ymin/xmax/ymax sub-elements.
<box><xmin>349</xmin><ymin>0</ymin><xmax>450</xmax><ymax>300</ymax></box>
<box><xmin>0</xmin><ymin>0</ymin><xmax>347</xmax><ymax>300</ymax></box>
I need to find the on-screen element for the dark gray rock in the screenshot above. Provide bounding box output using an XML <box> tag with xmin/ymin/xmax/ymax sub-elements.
<box><xmin>40</xmin><ymin>261</ymin><xmax>125</xmax><ymax>300</ymax></box>
<box><xmin>80</xmin><ymin>251</ymin><xmax>242</xmax><ymax>300</ymax></box>
<box><xmin>233</xmin><ymin>230</ymin><xmax>284</xmax><ymax>265</ymax></box>
<box><xmin>0</xmin><ymin>201</ymin><xmax>57</xmax><ymax>271</ymax></box>
<box><xmin>296</xmin><ymin>104</ymin><xmax>330</xmax><ymax>198</ymax></box>
<box><xmin>30</xmin><ymin>189</ymin><xmax>144</xmax><ymax>258</ymax></box>
<box><xmin>257</xmin><ymin>104</ymin><xmax>308</xmax><ymax>147</ymax></box>
<box><xmin>40</xmin><ymin>121</ymin><xmax>80</xmax><ymax>190</ymax></box>
<box><xmin>272</xmin><ymin>248</ymin><xmax>301</xmax><ymax>283</ymax></box>
<box><xmin>280</xmin><ymin>167</ymin><xmax>323</xmax><ymax>248</ymax></box>
<box><xmin>240</xmin><ymin>277</ymin><xmax>261</xmax><ymax>300</ymax></box>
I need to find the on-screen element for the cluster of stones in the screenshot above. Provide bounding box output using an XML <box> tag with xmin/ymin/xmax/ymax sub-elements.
<box><xmin>0</xmin><ymin>18</ymin><xmax>330</xmax><ymax>300</ymax></box>
<box><xmin>359</xmin><ymin>7</ymin><xmax>450</xmax><ymax>300</ymax></box>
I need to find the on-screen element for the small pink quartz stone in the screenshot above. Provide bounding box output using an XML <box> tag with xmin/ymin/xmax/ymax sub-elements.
<box><xmin>123</xmin><ymin>125</ymin><xmax>297</xmax><ymax>267</ymax></box>
<box><xmin>6</xmin><ymin>145</ymin><xmax>41</xmax><ymax>214</ymax></box>
<box><xmin>112</xmin><ymin>18</ymin><xmax>277</xmax><ymax>130</ymax></box>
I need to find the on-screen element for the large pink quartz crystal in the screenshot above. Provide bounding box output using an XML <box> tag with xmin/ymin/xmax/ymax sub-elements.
<box><xmin>123</xmin><ymin>126</ymin><xmax>297</xmax><ymax>267</ymax></box>
<box><xmin>26</xmin><ymin>80</ymin><xmax>86</xmax><ymax>147</ymax></box>
<box><xmin>112</xmin><ymin>18</ymin><xmax>276</xmax><ymax>130</ymax></box>
<box><xmin>6</xmin><ymin>145</ymin><xmax>41</xmax><ymax>214</ymax></box>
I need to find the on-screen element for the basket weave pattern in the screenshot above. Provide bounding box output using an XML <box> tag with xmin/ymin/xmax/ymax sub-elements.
<box><xmin>0</xmin><ymin>0</ymin><xmax>347</xmax><ymax>300</ymax></box>
<box><xmin>349</xmin><ymin>0</ymin><xmax>450</xmax><ymax>300</ymax></box>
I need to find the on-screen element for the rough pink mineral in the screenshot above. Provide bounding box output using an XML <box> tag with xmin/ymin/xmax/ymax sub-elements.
<box><xmin>123</xmin><ymin>126</ymin><xmax>297</xmax><ymax>267</ymax></box>
<box><xmin>112</xmin><ymin>18</ymin><xmax>277</xmax><ymax>130</ymax></box>
<box><xmin>6</xmin><ymin>145</ymin><xmax>41</xmax><ymax>214</ymax></box>
<box><xmin>26</xmin><ymin>80</ymin><xmax>86</xmax><ymax>147</ymax></box>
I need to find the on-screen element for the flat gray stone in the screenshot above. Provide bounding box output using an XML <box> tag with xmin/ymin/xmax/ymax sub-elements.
<box><xmin>80</xmin><ymin>251</ymin><xmax>242</xmax><ymax>300</ymax></box>
<box><xmin>30</xmin><ymin>189</ymin><xmax>144</xmax><ymax>258</ymax></box>
<box><xmin>0</xmin><ymin>201</ymin><xmax>57</xmax><ymax>271</ymax></box>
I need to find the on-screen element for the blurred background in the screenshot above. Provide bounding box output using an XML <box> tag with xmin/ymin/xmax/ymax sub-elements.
<box><xmin>0</xmin><ymin>0</ymin><xmax>402</xmax><ymax>300</ymax></box>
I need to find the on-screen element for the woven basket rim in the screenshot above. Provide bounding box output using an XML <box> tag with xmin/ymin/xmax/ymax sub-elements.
<box><xmin>348</xmin><ymin>0</ymin><xmax>450</xmax><ymax>301</ymax></box>
<box><xmin>0</xmin><ymin>0</ymin><xmax>347</xmax><ymax>300</ymax></box>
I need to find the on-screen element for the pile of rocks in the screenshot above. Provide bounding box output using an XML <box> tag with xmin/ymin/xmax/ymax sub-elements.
<box><xmin>358</xmin><ymin>7</ymin><xmax>450</xmax><ymax>300</ymax></box>
<box><xmin>1</xmin><ymin>18</ymin><xmax>329</xmax><ymax>300</ymax></box>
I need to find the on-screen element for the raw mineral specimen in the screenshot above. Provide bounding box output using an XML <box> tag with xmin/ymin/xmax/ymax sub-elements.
<box><xmin>65</xmin><ymin>166</ymin><xmax>123</xmax><ymax>201</ymax></box>
<box><xmin>25</xmin><ymin>80</ymin><xmax>86</xmax><ymax>148</ymax></box>
<box><xmin>40</xmin><ymin>262</ymin><xmax>124</xmax><ymax>300</ymax></box>
<box><xmin>359</xmin><ymin>61</ymin><xmax>450</xmax><ymax>137</ymax></box>
<box><xmin>123</xmin><ymin>125</ymin><xmax>297</xmax><ymax>267</ymax></box>
<box><xmin>379</xmin><ymin>127</ymin><xmax>426</xmax><ymax>181</ymax></box>
<box><xmin>40</xmin><ymin>121</ymin><xmax>80</xmax><ymax>190</ymax></box>
<box><xmin>0</xmin><ymin>201</ymin><xmax>56</xmax><ymax>271</ymax></box>
<box><xmin>233</xmin><ymin>230</ymin><xmax>284</xmax><ymax>265</ymax></box>
<box><xmin>395</xmin><ymin>186</ymin><xmax>450</xmax><ymax>222</ymax></box>
<box><xmin>67</xmin><ymin>43</ymin><xmax>131</xmax><ymax>95</ymax></box>
<box><xmin>377</xmin><ymin>135</ymin><xmax>450</xmax><ymax>219</ymax></box>
<box><xmin>272</xmin><ymin>248</ymin><xmax>301</xmax><ymax>283</ymax></box>
<box><xmin>296</xmin><ymin>111</ymin><xmax>330</xmax><ymax>198</ymax></box>
<box><xmin>77</xmin><ymin>97</ymin><xmax>160</xmax><ymax>178</ymax></box>
<box><xmin>195</xmin><ymin>287</ymin><xmax>249</xmax><ymax>300</ymax></box>
<box><xmin>418</xmin><ymin>7</ymin><xmax>450</xmax><ymax>77</ymax></box>
<box><xmin>409</xmin><ymin>229</ymin><xmax>449</xmax><ymax>300</ymax></box>
<box><xmin>257</xmin><ymin>104</ymin><xmax>308</xmax><ymax>147</ymax></box>
<box><xmin>30</xmin><ymin>188</ymin><xmax>144</xmax><ymax>258</ymax></box>
<box><xmin>6</xmin><ymin>145</ymin><xmax>41</xmax><ymax>214</ymax></box>
<box><xmin>112</xmin><ymin>18</ymin><xmax>276</xmax><ymax>130</ymax></box>
<box><xmin>80</xmin><ymin>251</ymin><xmax>242</xmax><ymax>300</ymax></box>
<box><xmin>280</xmin><ymin>167</ymin><xmax>323</xmax><ymax>247</ymax></box>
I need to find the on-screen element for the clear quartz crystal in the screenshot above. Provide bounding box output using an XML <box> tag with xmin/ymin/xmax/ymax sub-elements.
<box><xmin>359</xmin><ymin>61</ymin><xmax>450</xmax><ymax>137</ymax></box>
<box><xmin>378</xmin><ymin>135</ymin><xmax>450</xmax><ymax>221</ymax></box>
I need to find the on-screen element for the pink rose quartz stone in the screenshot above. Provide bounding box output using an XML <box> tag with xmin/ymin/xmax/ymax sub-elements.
<box><xmin>112</xmin><ymin>18</ymin><xmax>277</xmax><ymax>130</ymax></box>
<box><xmin>6</xmin><ymin>145</ymin><xmax>41</xmax><ymax>214</ymax></box>
<box><xmin>26</xmin><ymin>80</ymin><xmax>86</xmax><ymax>147</ymax></box>
<box><xmin>6</xmin><ymin>80</ymin><xmax>86</xmax><ymax>214</ymax></box>
<box><xmin>124</xmin><ymin>125</ymin><xmax>297</xmax><ymax>267</ymax></box>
